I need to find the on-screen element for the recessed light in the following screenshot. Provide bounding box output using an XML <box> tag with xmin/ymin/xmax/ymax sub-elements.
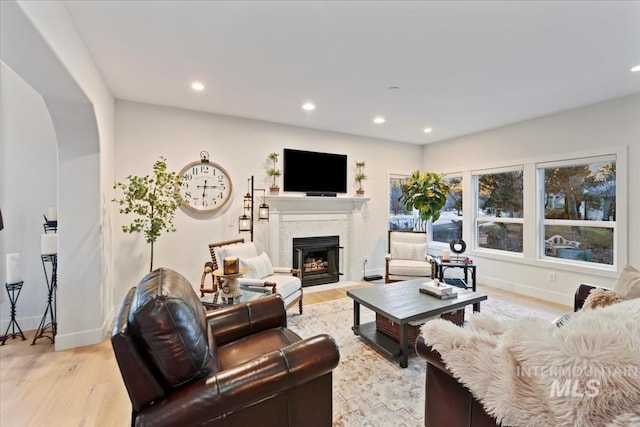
<box><xmin>423</xmin><ymin>128</ymin><xmax>433</xmax><ymax>134</ymax></box>
<box><xmin>302</xmin><ymin>102</ymin><xmax>316</xmax><ymax>111</ymax></box>
<box><xmin>191</xmin><ymin>81</ymin><xmax>205</xmax><ymax>91</ymax></box>
<box><xmin>631</xmin><ymin>65</ymin><xmax>640</xmax><ymax>72</ymax></box>
<box><xmin>373</xmin><ymin>116</ymin><xmax>386</xmax><ymax>124</ymax></box>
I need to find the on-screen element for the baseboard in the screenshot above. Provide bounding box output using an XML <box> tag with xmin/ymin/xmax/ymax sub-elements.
<box><xmin>0</xmin><ymin>314</ymin><xmax>41</xmax><ymax>335</ymax></box>
<box><xmin>478</xmin><ymin>274</ymin><xmax>573</xmax><ymax>307</ymax></box>
<box><xmin>54</xmin><ymin>307</ymin><xmax>114</xmax><ymax>351</ymax></box>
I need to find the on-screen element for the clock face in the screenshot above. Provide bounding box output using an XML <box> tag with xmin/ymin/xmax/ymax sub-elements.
<box><xmin>178</xmin><ymin>160</ymin><xmax>233</xmax><ymax>213</ymax></box>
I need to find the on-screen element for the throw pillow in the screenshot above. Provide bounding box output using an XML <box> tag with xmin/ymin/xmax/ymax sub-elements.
<box><xmin>240</xmin><ymin>252</ymin><xmax>274</xmax><ymax>279</ymax></box>
<box><xmin>613</xmin><ymin>264</ymin><xmax>640</xmax><ymax>300</ymax></box>
<box><xmin>391</xmin><ymin>242</ymin><xmax>427</xmax><ymax>261</ymax></box>
<box><xmin>219</xmin><ymin>242</ymin><xmax>258</xmax><ymax>261</ymax></box>
<box><xmin>583</xmin><ymin>288</ymin><xmax>625</xmax><ymax>310</ymax></box>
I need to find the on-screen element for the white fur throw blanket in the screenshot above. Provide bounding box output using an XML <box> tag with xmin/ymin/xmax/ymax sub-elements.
<box><xmin>420</xmin><ymin>298</ymin><xmax>640</xmax><ymax>427</ymax></box>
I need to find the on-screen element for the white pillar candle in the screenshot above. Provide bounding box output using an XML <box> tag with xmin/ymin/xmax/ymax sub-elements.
<box><xmin>47</xmin><ymin>207</ymin><xmax>57</xmax><ymax>221</ymax></box>
<box><xmin>41</xmin><ymin>234</ymin><xmax>58</xmax><ymax>254</ymax></box>
<box><xmin>6</xmin><ymin>253</ymin><xmax>22</xmax><ymax>284</ymax></box>
<box><xmin>442</xmin><ymin>249</ymin><xmax>450</xmax><ymax>261</ymax></box>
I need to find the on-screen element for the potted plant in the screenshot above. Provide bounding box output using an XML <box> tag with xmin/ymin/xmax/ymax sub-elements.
<box><xmin>355</xmin><ymin>161</ymin><xmax>367</xmax><ymax>196</ymax></box>
<box><xmin>398</xmin><ymin>170</ymin><xmax>450</xmax><ymax>232</ymax></box>
<box><xmin>112</xmin><ymin>156</ymin><xmax>183</xmax><ymax>271</ymax></box>
<box><xmin>266</xmin><ymin>152</ymin><xmax>281</xmax><ymax>194</ymax></box>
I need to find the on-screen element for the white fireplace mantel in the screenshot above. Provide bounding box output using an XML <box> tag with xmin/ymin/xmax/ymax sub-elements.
<box><xmin>265</xmin><ymin>195</ymin><xmax>369</xmax><ymax>214</ymax></box>
<box><xmin>265</xmin><ymin>195</ymin><xmax>369</xmax><ymax>282</ymax></box>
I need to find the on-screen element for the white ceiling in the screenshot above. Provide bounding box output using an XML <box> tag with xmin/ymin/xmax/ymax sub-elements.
<box><xmin>63</xmin><ymin>0</ymin><xmax>640</xmax><ymax>145</ymax></box>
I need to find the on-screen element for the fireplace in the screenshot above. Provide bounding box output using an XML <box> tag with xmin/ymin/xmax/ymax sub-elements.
<box><xmin>292</xmin><ymin>236</ymin><xmax>341</xmax><ymax>287</ymax></box>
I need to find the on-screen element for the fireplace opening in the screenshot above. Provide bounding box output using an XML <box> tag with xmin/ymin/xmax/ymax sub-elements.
<box><xmin>292</xmin><ymin>236</ymin><xmax>341</xmax><ymax>287</ymax></box>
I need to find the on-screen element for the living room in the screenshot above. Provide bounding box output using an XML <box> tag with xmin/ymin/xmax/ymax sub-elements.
<box><xmin>1</xmin><ymin>1</ymin><xmax>639</xmax><ymax>425</ymax></box>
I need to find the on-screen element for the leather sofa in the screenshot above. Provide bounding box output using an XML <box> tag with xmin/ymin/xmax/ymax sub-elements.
<box><xmin>415</xmin><ymin>283</ymin><xmax>601</xmax><ymax>427</ymax></box>
<box><xmin>111</xmin><ymin>268</ymin><xmax>339</xmax><ymax>427</ymax></box>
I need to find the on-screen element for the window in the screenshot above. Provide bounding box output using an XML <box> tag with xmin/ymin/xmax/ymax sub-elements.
<box><xmin>389</xmin><ymin>174</ymin><xmax>414</xmax><ymax>231</ymax></box>
<box><xmin>432</xmin><ymin>175</ymin><xmax>463</xmax><ymax>243</ymax></box>
<box><xmin>475</xmin><ymin>168</ymin><xmax>524</xmax><ymax>253</ymax></box>
<box><xmin>539</xmin><ymin>156</ymin><xmax>616</xmax><ymax>265</ymax></box>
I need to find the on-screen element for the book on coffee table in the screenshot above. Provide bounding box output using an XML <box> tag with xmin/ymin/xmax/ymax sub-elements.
<box><xmin>420</xmin><ymin>281</ymin><xmax>458</xmax><ymax>299</ymax></box>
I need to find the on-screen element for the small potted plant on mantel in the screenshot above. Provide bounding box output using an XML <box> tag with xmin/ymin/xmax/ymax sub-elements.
<box><xmin>266</xmin><ymin>152</ymin><xmax>281</xmax><ymax>194</ymax></box>
<box><xmin>355</xmin><ymin>161</ymin><xmax>367</xmax><ymax>196</ymax></box>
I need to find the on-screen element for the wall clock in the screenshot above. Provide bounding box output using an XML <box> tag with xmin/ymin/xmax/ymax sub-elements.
<box><xmin>178</xmin><ymin>151</ymin><xmax>233</xmax><ymax>213</ymax></box>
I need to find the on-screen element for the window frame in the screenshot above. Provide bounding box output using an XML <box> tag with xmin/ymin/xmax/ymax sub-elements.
<box><xmin>473</xmin><ymin>166</ymin><xmax>525</xmax><ymax>256</ymax></box>
<box><xmin>536</xmin><ymin>154</ymin><xmax>618</xmax><ymax>267</ymax></box>
<box><xmin>425</xmin><ymin>145</ymin><xmax>626</xmax><ymax>277</ymax></box>
<box><xmin>430</xmin><ymin>173</ymin><xmax>464</xmax><ymax>245</ymax></box>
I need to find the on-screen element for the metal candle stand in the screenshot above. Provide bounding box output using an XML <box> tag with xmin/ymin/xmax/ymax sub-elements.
<box><xmin>32</xmin><ymin>217</ymin><xmax>59</xmax><ymax>345</ymax></box>
<box><xmin>32</xmin><ymin>254</ymin><xmax>57</xmax><ymax>344</ymax></box>
<box><xmin>1</xmin><ymin>281</ymin><xmax>27</xmax><ymax>345</ymax></box>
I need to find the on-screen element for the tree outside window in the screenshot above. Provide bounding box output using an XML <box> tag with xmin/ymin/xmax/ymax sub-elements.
<box><xmin>432</xmin><ymin>175</ymin><xmax>463</xmax><ymax>243</ymax></box>
<box><xmin>389</xmin><ymin>175</ymin><xmax>414</xmax><ymax>230</ymax></box>
<box><xmin>540</xmin><ymin>157</ymin><xmax>616</xmax><ymax>265</ymax></box>
<box><xmin>475</xmin><ymin>169</ymin><xmax>524</xmax><ymax>253</ymax></box>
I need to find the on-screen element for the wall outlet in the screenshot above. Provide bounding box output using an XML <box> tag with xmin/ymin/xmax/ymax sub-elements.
<box><xmin>548</xmin><ymin>272</ymin><xmax>557</xmax><ymax>282</ymax></box>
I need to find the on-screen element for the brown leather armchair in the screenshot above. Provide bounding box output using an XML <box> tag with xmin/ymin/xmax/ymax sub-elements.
<box><xmin>415</xmin><ymin>283</ymin><xmax>605</xmax><ymax>427</ymax></box>
<box><xmin>112</xmin><ymin>268</ymin><xmax>339</xmax><ymax>427</ymax></box>
<box><xmin>415</xmin><ymin>337</ymin><xmax>499</xmax><ymax>427</ymax></box>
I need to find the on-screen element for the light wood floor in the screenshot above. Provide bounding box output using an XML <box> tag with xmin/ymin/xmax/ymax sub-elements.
<box><xmin>0</xmin><ymin>282</ymin><xmax>570</xmax><ymax>427</ymax></box>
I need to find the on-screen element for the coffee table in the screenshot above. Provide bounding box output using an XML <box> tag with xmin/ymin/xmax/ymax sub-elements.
<box><xmin>347</xmin><ymin>278</ymin><xmax>487</xmax><ymax>368</ymax></box>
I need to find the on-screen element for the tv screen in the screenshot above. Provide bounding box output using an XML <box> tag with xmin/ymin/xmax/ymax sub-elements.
<box><xmin>283</xmin><ymin>149</ymin><xmax>347</xmax><ymax>194</ymax></box>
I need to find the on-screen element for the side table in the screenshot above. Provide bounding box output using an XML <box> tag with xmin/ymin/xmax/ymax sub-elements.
<box><xmin>431</xmin><ymin>256</ymin><xmax>480</xmax><ymax>312</ymax></box>
<box><xmin>213</xmin><ymin>268</ymin><xmax>248</xmax><ymax>303</ymax></box>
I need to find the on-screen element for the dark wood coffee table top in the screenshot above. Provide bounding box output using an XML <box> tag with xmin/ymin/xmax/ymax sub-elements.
<box><xmin>347</xmin><ymin>278</ymin><xmax>488</xmax><ymax>368</ymax></box>
<box><xmin>347</xmin><ymin>279</ymin><xmax>487</xmax><ymax>324</ymax></box>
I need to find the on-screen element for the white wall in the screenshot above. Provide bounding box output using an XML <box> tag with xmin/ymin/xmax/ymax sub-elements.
<box><xmin>112</xmin><ymin>101</ymin><xmax>423</xmax><ymax>305</ymax></box>
<box><xmin>0</xmin><ymin>64</ymin><xmax>58</xmax><ymax>331</ymax></box>
<box><xmin>423</xmin><ymin>94</ymin><xmax>640</xmax><ymax>306</ymax></box>
<box><xmin>0</xmin><ymin>0</ymin><xmax>115</xmax><ymax>350</ymax></box>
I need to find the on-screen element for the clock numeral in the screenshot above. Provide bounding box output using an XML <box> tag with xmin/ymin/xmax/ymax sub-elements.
<box><xmin>181</xmin><ymin>182</ymin><xmax>189</xmax><ymax>189</ymax></box>
<box><xmin>191</xmin><ymin>167</ymin><xmax>199</xmax><ymax>175</ymax></box>
<box><xmin>201</xmin><ymin>165</ymin><xmax>210</xmax><ymax>173</ymax></box>
<box><xmin>184</xmin><ymin>191</ymin><xmax>192</xmax><ymax>199</ymax></box>
<box><xmin>202</xmin><ymin>200</ymin><xmax>208</xmax><ymax>207</ymax></box>
<box><xmin>184</xmin><ymin>173</ymin><xmax>193</xmax><ymax>181</ymax></box>
<box><xmin>217</xmin><ymin>193</ymin><xmax>223</xmax><ymax>199</ymax></box>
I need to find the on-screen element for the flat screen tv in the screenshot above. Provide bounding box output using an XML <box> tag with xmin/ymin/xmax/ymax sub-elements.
<box><xmin>283</xmin><ymin>148</ymin><xmax>347</xmax><ymax>195</ymax></box>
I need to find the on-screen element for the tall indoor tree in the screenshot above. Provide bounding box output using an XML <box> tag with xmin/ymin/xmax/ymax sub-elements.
<box><xmin>113</xmin><ymin>156</ymin><xmax>183</xmax><ymax>271</ymax></box>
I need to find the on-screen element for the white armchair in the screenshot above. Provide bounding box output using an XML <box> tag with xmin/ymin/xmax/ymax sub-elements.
<box><xmin>202</xmin><ymin>238</ymin><xmax>303</xmax><ymax>314</ymax></box>
<box><xmin>385</xmin><ymin>230</ymin><xmax>434</xmax><ymax>283</ymax></box>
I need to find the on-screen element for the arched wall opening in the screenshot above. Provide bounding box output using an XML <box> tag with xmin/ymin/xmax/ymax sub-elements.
<box><xmin>1</xmin><ymin>0</ymin><xmax>105</xmax><ymax>350</ymax></box>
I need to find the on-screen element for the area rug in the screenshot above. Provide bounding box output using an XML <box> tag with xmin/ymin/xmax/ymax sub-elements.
<box><xmin>286</xmin><ymin>296</ymin><xmax>557</xmax><ymax>427</ymax></box>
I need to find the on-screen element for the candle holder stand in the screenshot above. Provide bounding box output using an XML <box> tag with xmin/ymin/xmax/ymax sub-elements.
<box><xmin>32</xmin><ymin>254</ymin><xmax>57</xmax><ymax>345</ymax></box>
<box><xmin>1</xmin><ymin>281</ymin><xmax>27</xmax><ymax>345</ymax></box>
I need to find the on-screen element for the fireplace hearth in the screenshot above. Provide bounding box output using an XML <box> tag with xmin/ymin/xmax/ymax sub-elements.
<box><xmin>292</xmin><ymin>236</ymin><xmax>341</xmax><ymax>287</ymax></box>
